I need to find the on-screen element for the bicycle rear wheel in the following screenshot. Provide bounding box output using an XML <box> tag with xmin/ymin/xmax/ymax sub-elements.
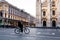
<box><xmin>14</xmin><ymin>28</ymin><xmax>20</xmax><ymax>34</ymax></box>
<box><xmin>24</xmin><ymin>28</ymin><xmax>30</xmax><ymax>34</ymax></box>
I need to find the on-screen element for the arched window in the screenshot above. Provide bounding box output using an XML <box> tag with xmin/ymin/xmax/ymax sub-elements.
<box><xmin>52</xmin><ymin>10</ymin><xmax>55</xmax><ymax>15</ymax></box>
<box><xmin>43</xmin><ymin>11</ymin><xmax>46</xmax><ymax>16</ymax></box>
<box><xmin>52</xmin><ymin>1</ymin><xmax>55</xmax><ymax>7</ymax></box>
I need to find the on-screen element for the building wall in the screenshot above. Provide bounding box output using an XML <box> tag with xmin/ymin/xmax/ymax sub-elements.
<box><xmin>0</xmin><ymin>0</ymin><xmax>36</xmax><ymax>27</ymax></box>
<box><xmin>36</xmin><ymin>0</ymin><xmax>60</xmax><ymax>27</ymax></box>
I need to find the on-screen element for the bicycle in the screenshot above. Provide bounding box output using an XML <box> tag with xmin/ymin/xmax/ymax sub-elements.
<box><xmin>14</xmin><ymin>27</ymin><xmax>30</xmax><ymax>34</ymax></box>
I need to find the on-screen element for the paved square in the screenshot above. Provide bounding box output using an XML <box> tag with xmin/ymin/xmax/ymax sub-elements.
<box><xmin>0</xmin><ymin>28</ymin><xmax>60</xmax><ymax>40</ymax></box>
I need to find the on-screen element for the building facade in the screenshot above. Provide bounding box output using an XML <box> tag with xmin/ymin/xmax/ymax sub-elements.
<box><xmin>36</xmin><ymin>0</ymin><xmax>60</xmax><ymax>27</ymax></box>
<box><xmin>29</xmin><ymin>15</ymin><xmax>36</xmax><ymax>27</ymax></box>
<box><xmin>0</xmin><ymin>0</ymin><xmax>35</xmax><ymax>27</ymax></box>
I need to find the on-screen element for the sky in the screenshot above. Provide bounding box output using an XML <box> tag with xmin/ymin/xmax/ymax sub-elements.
<box><xmin>6</xmin><ymin>0</ymin><xmax>44</xmax><ymax>17</ymax></box>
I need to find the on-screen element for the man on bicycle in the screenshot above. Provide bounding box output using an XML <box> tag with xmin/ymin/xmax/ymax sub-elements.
<box><xmin>18</xmin><ymin>22</ymin><xmax>23</xmax><ymax>33</ymax></box>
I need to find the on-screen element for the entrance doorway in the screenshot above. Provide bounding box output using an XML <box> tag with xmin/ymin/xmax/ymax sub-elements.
<box><xmin>43</xmin><ymin>21</ymin><xmax>46</xmax><ymax>27</ymax></box>
<box><xmin>52</xmin><ymin>20</ymin><xmax>56</xmax><ymax>27</ymax></box>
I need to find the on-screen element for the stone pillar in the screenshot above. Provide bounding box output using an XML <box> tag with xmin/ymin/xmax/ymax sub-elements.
<box><xmin>46</xmin><ymin>0</ymin><xmax>51</xmax><ymax>27</ymax></box>
<box><xmin>36</xmin><ymin>0</ymin><xmax>42</xmax><ymax>27</ymax></box>
<box><xmin>56</xmin><ymin>0</ymin><xmax>60</xmax><ymax>27</ymax></box>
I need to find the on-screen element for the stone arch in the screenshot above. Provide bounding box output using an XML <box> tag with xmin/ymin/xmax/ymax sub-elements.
<box><xmin>52</xmin><ymin>20</ymin><xmax>56</xmax><ymax>27</ymax></box>
<box><xmin>43</xmin><ymin>21</ymin><xmax>46</xmax><ymax>27</ymax></box>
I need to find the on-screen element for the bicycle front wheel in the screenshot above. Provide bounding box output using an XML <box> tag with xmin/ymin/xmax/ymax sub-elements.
<box><xmin>14</xmin><ymin>28</ymin><xmax>20</xmax><ymax>34</ymax></box>
<box><xmin>24</xmin><ymin>28</ymin><xmax>30</xmax><ymax>34</ymax></box>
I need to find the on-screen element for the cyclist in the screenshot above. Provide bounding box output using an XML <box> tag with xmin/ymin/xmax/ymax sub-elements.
<box><xmin>18</xmin><ymin>22</ymin><xmax>23</xmax><ymax>33</ymax></box>
<box><xmin>14</xmin><ymin>24</ymin><xmax>30</xmax><ymax>34</ymax></box>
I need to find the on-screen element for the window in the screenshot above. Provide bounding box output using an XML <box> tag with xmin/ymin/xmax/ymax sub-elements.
<box><xmin>8</xmin><ymin>15</ymin><xmax>10</xmax><ymax>18</ymax></box>
<box><xmin>43</xmin><ymin>11</ymin><xmax>46</xmax><ymax>16</ymax></box>
<box><xmin>9</xmin><ymin>7</ymin><xmax>11</xmax><ymax>14</ymax></box>
<box><xmin>21</xmin><ymin>10</ymin><xmax>23</xmax><ymax>12</ymax></box>
<box><xmin>5</xmin><ymin>13</ymin><xmax>6</xmax><ymax>18</ymax></box>
<box><xmin>11</xmin><ymin>8</ymin><xmax>12</xmax><ymax>14</ymax></box>
<box><xmin>0</xmin><ymin>5</ymin><xmax>2</xmax><ymax>7</ymax></box>
<box><xmin>11</xmin><ymin>16</ymin><xmax>12</xmax><ymax>19</ymax></box>
<box><xmin>52</xmin><ymin>10</ymin><xmax>55</xmax><ymax>15</ymax></box>
<box><xmin>8</xmin><ymin>9</ymin><xmax>10</xmax><ymax>14</ymax></box>
<box><xmin>52</xmin><ymin>1</ymin><xmax>55</xmax><ymax>7</ymax></box>
<box><xmin>0</xmin><ymin>11</ymin><xmax>3</xmax><ymax>17</ymax></box>
<box><xmin>5</xmin><ymin>5</ymin><xmax>8</xmax><ymax>7</ymax></box>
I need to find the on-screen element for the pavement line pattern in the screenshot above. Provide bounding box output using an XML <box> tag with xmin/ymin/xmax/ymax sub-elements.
<box><xmin>29</xmin><ymin>32</ymin><xmax>56</xmax><ymax>36</ymax></box>
<box><xmin>0</xmin><ymin>34</ymin><xmax>60</xmax><ymax>38</ymax></box>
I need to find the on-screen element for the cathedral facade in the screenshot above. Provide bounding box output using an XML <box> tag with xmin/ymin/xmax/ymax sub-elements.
<box><xmin>36</xmin><ymin>0</ymin><xmax>60</xmax><ymax>27</ymax></box>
